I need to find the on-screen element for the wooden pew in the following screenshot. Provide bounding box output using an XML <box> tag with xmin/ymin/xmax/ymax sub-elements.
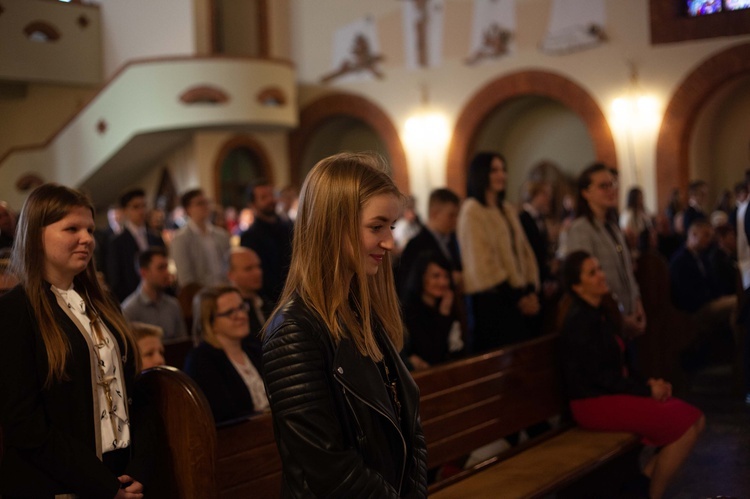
<box><xmin>143</xmin><ymin>336</ymin><xmax>638</xmax><ymax>498</ymax></box>
<box><xmin>215</xmin><ymin>414</ymin><xmax>281</xmax><ymax>499</ymax></box>
<box><xmin>415</xmin><ymin>334</ymin><xmax>641</xmax><ymax>497</ymax></box>
<box><xmin>634</xmin><ymin>249</ymin><xmax>699</xmax><ymax>395</ymax></box>
<box><xmin>163</xmin><ymin>337</ymin><xmax>194</xmax><ymax>370</ymax></box>
<box><xmin>135</xmin><ymin>366</ymin><xmax>218</xmax><ymax>499</ymax></box>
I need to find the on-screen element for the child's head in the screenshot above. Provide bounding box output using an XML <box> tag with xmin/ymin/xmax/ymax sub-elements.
<box><xmin>131</xmin><ymin>322</ymin><xmax>166</xmax><ymax>370</ymax></box>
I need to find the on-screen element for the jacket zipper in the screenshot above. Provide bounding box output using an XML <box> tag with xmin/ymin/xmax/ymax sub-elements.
<box><xmin>335</xmin><ymin>377</ymin><xmax>407</xmax><ymax>496</ymax></box>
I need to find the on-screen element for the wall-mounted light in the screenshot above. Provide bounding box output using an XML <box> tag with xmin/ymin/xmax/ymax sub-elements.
<box><xmin>402</xmin><ymin>85</ymin><xmax>451</xmax><ymax>213</ymax></box>
<box><xmin>611</xmin><ymin>95</ymin><xmax>660</xmax><ymax>131</ymax></box>
<box><xmin>404</xmin><ymin>112</ymin><xmax>449</xmax><ymax>150</ymax></box>
<box><xmin>403</xmin><ymin>85</ymin><xmax>449</xmax><ymax>152</ymax></box>
<box><xmin>610</xmin><ymin>61</ymin><xmax>662</xmax><ymax>185</ymax></box>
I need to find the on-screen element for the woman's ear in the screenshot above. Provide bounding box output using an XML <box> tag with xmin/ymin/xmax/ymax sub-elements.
<box><xmin>580</xmin><ymin>186</ymin><xmax>591</xmax><ymax>203</ymax></box>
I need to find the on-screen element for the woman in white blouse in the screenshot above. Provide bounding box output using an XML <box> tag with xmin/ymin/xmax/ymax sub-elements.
<box><xmin>184</xmin><ymin>286</ymin><xmax>269</xmax><ymax>424</ymax></box>
<box><xmin>0</xmin><ymin>184</ymin><xmax>145</xmax><ymax>498</ymax></box>
<box><xmin>457</xmin><ymin>152</ymin><xmax>540</xmax><ymax>352</ymax></box>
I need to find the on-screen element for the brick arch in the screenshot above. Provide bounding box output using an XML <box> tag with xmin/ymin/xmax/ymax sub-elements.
<box><xmin>656</xmin><ymin>42</ymin><xmax>750</xmax><ymax>210</ymax></box>
<box><xmin>446</xmin><ymin>70</ymin><xmax>617</xmax><ymax>196</ymax></box>
<box><xmin>289</xmin><ymin>92</ymin><xmax>409</xmax><ymax>193</ymax></box>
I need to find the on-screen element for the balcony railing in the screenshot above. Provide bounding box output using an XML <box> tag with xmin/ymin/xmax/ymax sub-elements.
<box><xmin>0</xmin><ymin>0</ymin><xmax>102</xmax><ymax>85</ymax></box>
<box><xmin>0</xmin><ymin>56</ymin><xmax>297</xmax><ymax>208</ymax></box>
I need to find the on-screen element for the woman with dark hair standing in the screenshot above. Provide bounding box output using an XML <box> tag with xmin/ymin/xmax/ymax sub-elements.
<box><xmin>263</xmin><ymin>152</ymin><xmax>427</xmax><ymax>498</ymax></box>
<box><xmin>0</xmin><ymin>184</ymin><xmax>146</xmax><ymax>498</ymax></box>
<box><xmin>560</xmin><ymin>250</ymin><xmax>704</xmax><ymax>499</ymax></box>
<box><xmin>400</xmin><ymin>252</ymin><xmax>464</xmax><ymax>369</ymax></box>
<box><xmin>564</xmin><ymin>163</ymin><xmax>646</xmax><ymax>338</ymax></box>
<box><xmin>457</xmin><ymin>152</ymin><xmax>540</xmax><ymax>352</ymax></box>
<box><xmin>619</xmin><ymin>186</ymin><xmax>654</xmax><ymax>257</ymax></box>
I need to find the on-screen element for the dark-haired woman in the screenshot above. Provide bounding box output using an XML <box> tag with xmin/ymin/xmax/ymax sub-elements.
<box><xmin>0</xmin><ymin>184</ymin><xmax>146</xmax><ymax>498</ymax></box>
<box><xmin>401</xmin><ymin>253</ymin><xmax>464</xmax><ymax>369</ymax></box>
<box><xmin>560</xmin><ymin>250</ymin><xmax>704</xmax><ymax>499</ymax></box>
<box><xmin>564</xmin><ymin>163</ymin><xmax>645</xmax><ymax>338</ymax></box>
<box><xmin>619</xmin><ymin>186</ymin><xmax>654</xmax><ymax>258</ymax></box>
<box><xmin>457</xmin><ymin>152</ymin><xmax>540</xmax><ymax>352</ymax></box>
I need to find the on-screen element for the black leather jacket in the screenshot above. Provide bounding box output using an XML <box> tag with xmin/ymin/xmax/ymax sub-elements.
<box><xmin>263</xmin><ymin>295</ymin><xmax>428</xmax><ymax>498</ymax></box>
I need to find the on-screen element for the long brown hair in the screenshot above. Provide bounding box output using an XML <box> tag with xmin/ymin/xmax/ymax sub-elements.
<box><xmin>10</xmin><ymin>184</ymin><xmax>137</xmax><ymax>386</ymax></box>
<box><xmin>274</xmin><ymin>152</ymin><xmax>405</xmax><ymax>360</ymax></box>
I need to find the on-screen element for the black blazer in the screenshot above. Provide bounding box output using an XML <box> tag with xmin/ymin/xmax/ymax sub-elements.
<box><xmin>402</xmin><ymin>298</ymin><xmax>457</xmax><ymax>366</ymax></box>
<box><xmin>106</xmin><ymin>229</ymin><xmax>165</xmax><ymax>302</ymax></box>
<box><xmin>0</xmin><ymin>285</ymin><xmax>146</xmax><ymax>498</ymax></box>
<box><xmin>669</xmin><ymin>245</ymin><xmax>716</xmax><ymax>312</ymax></box>
<box><xmin>240</xmin><ymin>218</ymin><xmax>293</xmax><ymax>306</ymax></box>
<box><xmin>263</xmin><ymin>295</ymin><xmax>428</xmax><ymax>498</ymax></box>
<box><xmin>559</xmin><ymin>294</ymin><xmax>650</xmax><ymax>400</ymax></box>
<box><xmin>682</xmin><ymin>205</ymin><xmax>705</xmax><ymax>233</ymax></box>
<box><xmin>183</xmin><ymin>341</ymin><xmax>263</xmax><ymax>424</ymax></box>
<box><xmin>519</xmin><ymin>209</ymin><xmax>550</xmax><ymax>283</ymax></box>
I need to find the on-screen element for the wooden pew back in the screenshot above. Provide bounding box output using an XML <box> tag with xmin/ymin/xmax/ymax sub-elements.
<box><xmin>412</xmin><ymin>334</ymin><xmax>565</xmax><ymax>471</ymax></box>
<box><xmin>135</xmin><ymin>366</ymin><xmax>218</xmax><ymax>499</ymax></box>
<box><xmin>216</xmin><ymin>413</ymin><xmax>282</xmax><ymax>498</ymax></box>
<box><xmin>212</xmin><ymin>335</ymin><xmax>565</xmax><ymax>497</ymax></box>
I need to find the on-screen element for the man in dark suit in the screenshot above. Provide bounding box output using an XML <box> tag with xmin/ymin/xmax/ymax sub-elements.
<box><xmin>670</xmin><ymin>220</ymin><xmax>735</xmax><ymax>371</ymax></box>
<box><xmin>240</xmin><ymin>180</ymin><xmax>293</xmax><ymax>306</ymax></box>
<box><xmin>683</xmin><ymin>180</ymin><xmax>708</xmax><ymax>233</ymax></box>
<box><xmin>670</xmin><ymin>220</ymin><xmax>716</xmax><ymax>313</ymax></box>
<box><xmin>107</xmin><ymin>189</ymin><xmax>165</xmax><ymax>302</ymax></box>
<box><xmin>397</xmin><ymin>188</ymin><xmax>462</xmax><ymax>295</ymax></box>
<box><xmin>519</xmin><ymin>181</ymin><xmax>553</xmax><ymax>286</ymax></box>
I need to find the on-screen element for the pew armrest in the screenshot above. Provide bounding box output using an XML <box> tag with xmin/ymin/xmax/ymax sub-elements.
<box><xmin>136</xmin><ymin>366</ymin><xmax>218</xmax><ymax>499</ymax></box>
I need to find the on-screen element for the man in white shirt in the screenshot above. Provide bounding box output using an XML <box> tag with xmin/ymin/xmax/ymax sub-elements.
<box><xmin>171</xmin><ymin>189</ymin><xmax>231</xmax><ymax>288</ymax></box>
<box><xmin>736</xmin><ymin>197</ymin><xmax>750</xmax><ymax>404</ymax></box>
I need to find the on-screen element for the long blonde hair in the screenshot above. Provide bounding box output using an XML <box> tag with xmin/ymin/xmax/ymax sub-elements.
<box><xmin>274</xmin><ymin>152</ymin><xmax>405</xmax><ymax>360</ymax></box>
<box><xmin>10</xmin><ymin>184</ymin><xmax>137</xmax><ymax>386</ymax></box>
<box><xmin>192</xmin><ymin>285</ymin><xmax>243</xmax><ymax>349</ymax></box>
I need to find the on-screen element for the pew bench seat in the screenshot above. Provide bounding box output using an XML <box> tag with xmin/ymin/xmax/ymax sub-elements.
<box><xmin>431</xmin><ymin>428</ymin><xmax>640</xmax><ymax>499</ymax></box>
<box><xmin>415</xmin><ymin>335</ymin><xmax>642</xmax><ymax>497</ymax></box>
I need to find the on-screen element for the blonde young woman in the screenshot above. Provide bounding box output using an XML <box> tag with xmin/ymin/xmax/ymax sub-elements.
<box><xmin>184</xmin><ymin>286</ymin><xmax>269</xmax><ymax>424</ymax></box>
<box><xmin>0</xmin><ymin>184</ymin><xmax>146</xmax><ymax>498</ymax></box>
<box><xmin>263</xmin><ymin>152</ymin><xmax>428</xmax><ymax>498</ymax></box>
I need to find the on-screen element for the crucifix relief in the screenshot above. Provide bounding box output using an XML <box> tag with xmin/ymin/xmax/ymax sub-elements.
<box><xmin>412</xmin><ymin>0</ymin><xmax>429</xmax><ymax>67</ymax></box>
<box><xmin>402</xmin><ymin>0</ymin><xmax>441</xmax><ymax>68</ymax></box>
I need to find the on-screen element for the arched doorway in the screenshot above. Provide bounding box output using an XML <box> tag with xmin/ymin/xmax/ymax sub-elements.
<box><xmin>213</xmin><ymin>136</ymin><xmax>273</xmax><ymax>210</ymax></box>
<box><xmin>447</xmin><ymin>70</ymin><xmax>617</xmax><ymax>197</ymax></box>
<box><xmin>297</xmin><ymin>116</ymin><xmax>390</xmax><ymax>180</ymax></box>
<box><xmin>656</xmin><ymin>42</ymin><xmax>750</xmax><ymax>210</ymax></box>
<box><xmin>289</xmin><ymin>92</ymin><xmax>409</xmax><ymax>193</ymax></box>
<box><xmin>471</xmin><ymin>95</ymin><xmax>596</xmax><ymax>204</ymax></box>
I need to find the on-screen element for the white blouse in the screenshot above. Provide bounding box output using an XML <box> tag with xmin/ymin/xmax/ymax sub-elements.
<box><xmin>229</xmin><ymin>352</ymin><xmax>270</xmax><ymax>412</ymax></box>
<box><xmin>53</xmin><ymin>285</ymin><xmax>131</xmax><ymax>454</ymax></box>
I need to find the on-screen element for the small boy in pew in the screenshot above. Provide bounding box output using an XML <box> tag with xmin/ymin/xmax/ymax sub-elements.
<box><xmin>131</xmin><ymin>321</ymin><xmax>166</xmax><ymax>371</ymax></box>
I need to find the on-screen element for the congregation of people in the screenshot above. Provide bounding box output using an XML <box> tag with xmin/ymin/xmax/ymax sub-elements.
<box><xmin>2</xmin><ymin>152</ymin><xmax>750</xmax><ymax>498</ymax></box>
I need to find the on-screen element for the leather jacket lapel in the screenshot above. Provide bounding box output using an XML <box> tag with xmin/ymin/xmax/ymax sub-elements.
<box><xmin>333</xmin><ymin>337</ymin><xmax>399</xmax><ymax>426</ymax></box>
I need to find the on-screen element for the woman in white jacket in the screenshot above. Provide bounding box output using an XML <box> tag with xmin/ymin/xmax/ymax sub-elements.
<box><xmin>457</xmin><ymin>152</ymin><xmax>540</xmax><ymax>352</ymax></box>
